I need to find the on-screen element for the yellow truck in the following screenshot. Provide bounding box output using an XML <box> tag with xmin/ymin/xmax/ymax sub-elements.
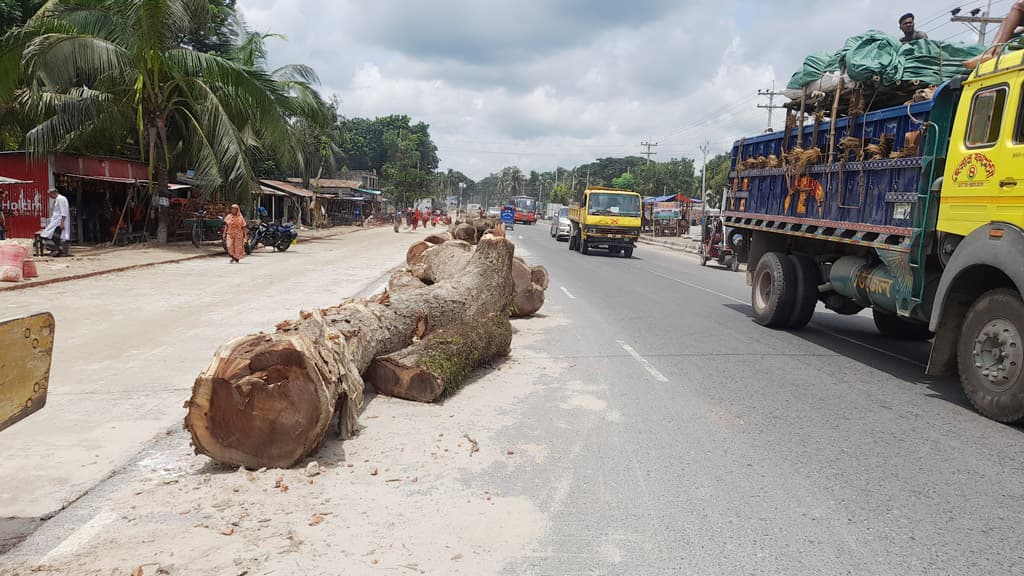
<box><xmin>724</xmin><ymin>44</ymin><xmax>1024</xmax><ymax>423</ymax></box>
<box><xmin>567</xmin><ymin>186</ymin><xmax>643</xmax><ymax>257</ymax></box>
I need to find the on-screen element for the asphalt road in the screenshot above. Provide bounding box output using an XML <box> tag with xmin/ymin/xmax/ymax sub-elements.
<box><xmin>4</xmin><ymin>222</ymin><xmax>1024</xmax><ymax>575</ymax></box>
<box><xmin>496</xmin><ymin>222</ymin><xmax>1024</xmax><ymax>575</ymax></box>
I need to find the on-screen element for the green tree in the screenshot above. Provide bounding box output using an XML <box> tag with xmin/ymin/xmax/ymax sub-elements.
<box><xmin>2</xmin><ymin>0</ymin><xmax>300</xmax><ymax>241</ymax></box>
<box><xmin>548</xmin><ymin>184</ymin><xmax>572</xmax><ymax>205</ymax></box>
<box><xmin>700</xmin><ymin>152</ymin><xmax>731</xmax><ymax>208</ymax></box>
<box><xmin>611</xmin><ymin>172</ymin><xmax>636</xmax><ymax>190</ymax></box>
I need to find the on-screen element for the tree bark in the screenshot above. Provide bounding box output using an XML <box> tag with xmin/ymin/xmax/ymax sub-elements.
<box><xmin>184</xmin><ymin>236</ymin><xmax>516</xmax><ymax>469</ymax></box>
<box><xmin>408</xmin><ymin>240</ymin><xmax>472</xmax><ymax>285</ymax></box>
<box><xmin>511</xmin><ymin>257</ymin><xmax>546</xmax><ymax>317</ymax></box>
<box><xmin>367</xmin><ymin>313</ymin><xmax>512</xmax><ymax>403</ymax></box>
<box><xmin>452</xmin><ymin>223</ymin><xmax>477</xmax><ymax>244</ymax></box>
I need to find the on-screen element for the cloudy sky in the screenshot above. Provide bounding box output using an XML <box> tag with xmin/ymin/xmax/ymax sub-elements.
<box><xmin>237</xmin><ymin>0</ymin><xmax>994</xmax><ymax>179</ymax></box>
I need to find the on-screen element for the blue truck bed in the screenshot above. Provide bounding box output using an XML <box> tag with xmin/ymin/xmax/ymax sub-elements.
<box><xmin>725</xmin><ymin>99</ymin><xmax>935</xmax><ymax>251</ymax></box>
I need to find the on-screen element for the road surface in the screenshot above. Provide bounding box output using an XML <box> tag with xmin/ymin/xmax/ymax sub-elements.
<box><xmin>3</xmin><ymin>222</ymin><xmax>1023</xmax><ymax>575</ymax></box>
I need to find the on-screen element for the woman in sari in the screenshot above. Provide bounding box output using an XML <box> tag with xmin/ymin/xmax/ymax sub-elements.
<box><xmin>223</xmin><ymin>204</ymin><xmax>247</xmax><ymax>263</ymax></box>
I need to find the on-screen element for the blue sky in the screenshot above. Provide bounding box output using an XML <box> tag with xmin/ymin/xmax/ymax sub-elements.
<box><xmin>238</xmin><ymin>0</ymin><xmax>999</xmax><ymax>178</ymax></box>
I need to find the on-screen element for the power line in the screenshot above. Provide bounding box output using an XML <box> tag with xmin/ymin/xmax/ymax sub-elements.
<box><xmin>757</xmin><ymin>81</ymin><xmax>786</xmax><ymax>131</ymax></box>
<box><xmin>640</xmin><ymin>138</ymin><xmax>658</xmax><ymax>164</ymax></box>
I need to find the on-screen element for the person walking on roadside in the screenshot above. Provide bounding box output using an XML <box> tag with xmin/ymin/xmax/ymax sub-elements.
<box><xmin>40</xmin><ymin>188</ymin><xmax>70</xmax><ymax>257</ymax></box>
<box><xmin>222</xmin><ymin>204</ymin><xmax>247</xmax><ymax>263</ymax></box>
<box><xmin>0</xmin><ymin>209</ymin><xmax>6</xmax><ymax>240</ymax></box>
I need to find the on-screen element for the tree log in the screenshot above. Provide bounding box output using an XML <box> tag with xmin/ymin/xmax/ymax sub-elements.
<box><xmin>511</xmin><ymin>258</ymin><xmax>546</xmax><ymax>318</ymax></box>
<box><xmin>406</xmin><ymin>241</ymin><xmax>432</xmax><ymax>265</ymax></box>
<box><xmin>531</xmin><ymin>265</ymin><xmax>549</xmax><ymax>290</ymax></box>
<box><xmin>408</xmin><ymin>240</ymin><xmax>472</xmax><ymax>285</ymax></box>
<box><xmin>184</xmin><ymin>236</ymin><xmax>516</xmax><ymax>469</ymax></box>
<box><xmin>367</xmin><ymin>314</ymin><xmax>512</xmax><ymax>403</ymax></box>
<box><xmin>452</xmin><ymin>223</ymin><xmax>477</xmax><ymax>244</ymax></box>
<box><xmin>424</xmin><ymin>232</ymin><xmax>451</xmax><ymax>245</ymax></box>
<box><xmin>388</xmin><ymin>271</ymin><xmax>426</xmax><ymax>294</ymax></box>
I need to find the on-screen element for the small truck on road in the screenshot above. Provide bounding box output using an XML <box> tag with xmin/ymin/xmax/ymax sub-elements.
<box><xmin>567</xmin><ymin>186</ymin><xmax>642</xmax><ymax>257</ymax></box>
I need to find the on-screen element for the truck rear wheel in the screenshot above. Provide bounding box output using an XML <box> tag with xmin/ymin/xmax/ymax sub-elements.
<box><xmin>872</xmin><ymin>310</ymin><xmax>933</xmax><ymax>340</ymax></box>
<box><xmin>957</xmin><ymin>288</ymin><xmax>1024</xmax><ymax>423</ymax></box>
<box><xmin>751</xmin><ymin>252</ymin><xmax>797</xmax><ymax>328</ymax></box>
<box><xmin>623</xmin><ymin>247</ymin><xmax>633</xmax><ymax>258</ymax></box>
<box><xmin>581</xmin><ymin>239</ymin><xmax>591</xmax><ymax>255</ymax></box>
<box><xmin>569</xmin><ymin>230</ymin><xmax>578</xmax><ymax>251</ymax></box>
<box><xmin>787</xmin><ymin>254</ymin><xmax>819</xmax><ymax>330</ymax></box>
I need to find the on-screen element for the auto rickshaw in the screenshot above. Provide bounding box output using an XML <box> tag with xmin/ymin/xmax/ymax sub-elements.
<box><xmin>699</xmin><ymin>214</ymin><xmax>740</xmax><ymax>271</ymax></box>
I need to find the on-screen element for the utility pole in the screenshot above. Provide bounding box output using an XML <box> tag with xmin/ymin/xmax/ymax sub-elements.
<box><xmin>640</xmin><ymin>138</ymin><xmax>659</xmax><ymax>165</ymax></box>
<box><xmin>757</xmin><ymin>81</ymin><xmax>786</xmax><ymax>131</ymax></box>
<box><xmin>699</xmin><ymin>141</ymin><xmax>710</xmax><ymax>216</ymax></box>
<box><xmin>951</xmin><ymin>1</ymin><xmax>1000</xmax><ymax>44</ymax></box>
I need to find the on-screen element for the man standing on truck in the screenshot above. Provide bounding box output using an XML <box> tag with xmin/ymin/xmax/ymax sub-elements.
<box><xmin>898</xmin><ymin>13</ymin><xmax>927</xmax><ymax>43</ymax></box>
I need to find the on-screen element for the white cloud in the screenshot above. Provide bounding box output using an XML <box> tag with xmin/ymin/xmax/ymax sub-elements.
<box><xmin>237</xmin><ymin>0</ymin><xmax>984</xmax><ymax>179</ymax></box>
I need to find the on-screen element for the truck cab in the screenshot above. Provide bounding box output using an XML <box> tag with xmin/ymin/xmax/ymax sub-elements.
<box><xmin>567</xmin><ymin>186</ymin><xmax>642</xmax><ymax>257</ymax></box>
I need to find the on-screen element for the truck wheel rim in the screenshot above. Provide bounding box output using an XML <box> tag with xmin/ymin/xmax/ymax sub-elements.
<box><xmin>972</xmin><ymin>318</ymin><xmax>1022</xmax><ymax>391</ymax></box>
<box><xmin>754</xmin><ymin>269</ymin><xmax>772</xmax><ymax>311</ymax></box>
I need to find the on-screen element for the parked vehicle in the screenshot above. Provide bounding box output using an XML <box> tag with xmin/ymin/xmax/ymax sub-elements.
<box><xmin>511</xmin><ymin>195</ymin><xmax>538</xmax><ymax>224</ymax></box>
<box><xmin>486</xmin><ymin>206</ymin><xmax>501</xmax><ymax>218</ymax></box>
<box><xmin>726</xmin><ymin>53</ymin><xmax>1024</xmax><ymax>423</ymax></box>
<box><xmin>245</xmin><ymin>209</ymin><xmax>298</xmax><ymax>254</ymax></box>
<box><xmin>550</xmin><ymin>206</ymin><xmax>571</xmax><ymax>240</ymax></box>
<box><xmin>567</xmin><ymin>186</ymin><xmax>642</xmax><ymax>257</ymax></box>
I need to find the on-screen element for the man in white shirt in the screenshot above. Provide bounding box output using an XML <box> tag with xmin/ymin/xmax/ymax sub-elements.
<box><xmin>40</xmin><ymin>188</ymin><xmax>70</xmax><ymax>257</ymax></box>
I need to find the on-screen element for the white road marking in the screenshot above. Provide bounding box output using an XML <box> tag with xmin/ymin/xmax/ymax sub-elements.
<box><xmin>40</xmin><ymin>510</ymin><xmax>117</xmax><ymax>564</ymax></box>
<box><xmin>617</xmin><ymin>340</ymin><xmax>670</xmax><ymax>383</ymax></box>
<box><xmin>647</xmin><ymin>269</ymin><xmax>747</xmax><ymax>304</ymax></box>
<box><xmin>648</xmin><ymin>268</ymin><xmax>927</xmax><ymax>368</ymax></box>
<box><xmin>560</xmin><ymin>286</ymin><xmax>576</xmax><ymax>300</ymax></box>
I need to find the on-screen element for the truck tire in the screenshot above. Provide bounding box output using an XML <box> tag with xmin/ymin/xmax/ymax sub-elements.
<box><xmin>623</xmin><ymin>247</ymin><xmax>633</xmax><ymax>258</ymax></box>
<box><xmin>787</xmin><ymin>254</ymin><xmax>819</xmax><ymax>330</ymax></box>
<box><xmin>957</xmin><ymin>288</ymin><xmax>1024</xmax><ymax>423</ymax></box>
<box><xmin>569</xmin><ymin>230</ymin><xmax>578</xmax><ymax>251</ymax></box>
<box><xmin>751</xmin><ymin>252</ymin><xmax>798</xmax><ymax>328</ymax></box>
<box><xmin>872</xmin><ymin>309</ymin><xmax>933</xmax><ymax>340</ymax></box>
<box><xmin>581</xmin><ymin>238</ymin><xmax>591</xmax><ymax>255</ymax></box>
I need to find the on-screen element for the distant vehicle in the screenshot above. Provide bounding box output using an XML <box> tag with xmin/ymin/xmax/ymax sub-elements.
<box><xmin>511</xmin><ymin>195</ymin><xmax>538</xmax><ymax>224</ymax></box>
<box><xmin>466</xmin><ymin>203</ymin><xmax>481</xmax><ymax>215</ymax></box>
<box><xmin>546</xmin><ymin>203</ymin><xmax>566</xmax><ymax>220</ymax></box>
<box><xmin>550</xmin><ymin>206</ymin><xmax>570</xmax><ymax>240</ymax></box>
<box><xmin>486</xmin><ymin>206</ymin><xmax>501</xmax><ymax>218</ymax></box>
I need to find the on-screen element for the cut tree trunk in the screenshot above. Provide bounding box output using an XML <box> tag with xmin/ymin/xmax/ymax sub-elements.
<box><xmin>424</xmin><ymin>232</ymin><xmax>451</xmax><ymax>245</ymax></box>
<box><xmin>408</xmin><ymin>240</ymin><xmax>472</xmax><ymax>285</ymax></box>
<box><xmin>452</xmin><ymin>223</ymin><xmax>477</xmax><ymax>244</ymax></box>
<box><xmin>184</xmin><ymin>236</ymin><xmax>515</xmax><ymax>469</ymax></box>
<box><xmin>367</xmin><ymin>313</ymin><xmax>512</xmax><ymax>403</ymax></box>
<box><xmin>511</xmin><ymin>257</ymin><xmax>546</xmax><ymax>317</ymax></box>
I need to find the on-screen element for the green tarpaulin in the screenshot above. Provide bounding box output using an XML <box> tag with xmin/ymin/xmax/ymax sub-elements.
<box><xmin>786</xmin><ymin>30</ymin><xmax>986</xmax><ymax>90</ymax></box>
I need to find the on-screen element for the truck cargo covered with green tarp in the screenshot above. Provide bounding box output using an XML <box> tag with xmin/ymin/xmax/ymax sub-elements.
<box><xmin>785</xmin><ymin>30</ymin><xmax>986</xmax><ymax>93</ymax></box>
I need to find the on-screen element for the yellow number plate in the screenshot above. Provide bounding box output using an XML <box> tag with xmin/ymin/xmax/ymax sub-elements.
<box><xmin>0</xmin><ymin>312</ymin><xmax>54</xmax><ymax>432</ymax></box>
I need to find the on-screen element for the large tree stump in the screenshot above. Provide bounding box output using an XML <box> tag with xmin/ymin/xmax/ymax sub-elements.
<box><xmin>408</xmin><ymin>241</ymin><xmax>472</xmax><ymax>284</ymax></box>
<box><xmin>367</xmin><ymin>313</ymin><xmax>512</xmax><ymax>403</ymax></box>
<box><xmin>452</xmin><ymin>223</ymin><xmax>477</xmax><ymax>244</ymax></box>
<box><xmin>184</xmin><ymin>236</ymin><xmax>516</xmax><ymax>469</ymax></box>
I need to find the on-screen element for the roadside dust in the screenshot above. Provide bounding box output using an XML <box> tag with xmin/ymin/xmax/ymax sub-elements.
<box><xmin>3</xmin><ymin>307</ymin><xmax>585</xmax><ymax>575</ymax></box>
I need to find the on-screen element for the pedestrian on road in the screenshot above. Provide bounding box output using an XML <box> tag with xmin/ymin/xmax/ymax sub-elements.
<box><xmin>40</xmin><ymin>188</ymin><xmax>70</xmax><ymax>257</ymax></box>
<box><xmin>411</xmin><ymin>209</ymin><xmax>420</xmax><ymax>230</ymax></box>
<box><xmin>223</xmin><ymin>204</ymin><xmax>247</xmax><ymax>263</ymax></box>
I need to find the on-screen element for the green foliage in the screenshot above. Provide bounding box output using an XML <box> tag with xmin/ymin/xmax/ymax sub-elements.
<box><xmin>548</xmin><ymin>184</ymin><xmax>572</xmax><ymax>205</ymax></box>
<box><xmin>701</xmin><ymin>152</ymin><xmax>731</xmax><ymax>207</ymax></box>
<box><xmin>611</xmin><ymin>172</ymin><xmax>636</xmax><ymax>190</ymax></box>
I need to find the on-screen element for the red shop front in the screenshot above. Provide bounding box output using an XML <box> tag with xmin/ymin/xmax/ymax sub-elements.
<box><xmin>0</xmin><ymin>153</ymin><xmax>52</xmax><ymax>239</ymax></box>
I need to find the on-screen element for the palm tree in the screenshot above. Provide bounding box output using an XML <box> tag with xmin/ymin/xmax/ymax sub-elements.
<box><xmin>0</xmin><ymin>0</ymin><xmax>298</xmax><ymax>241</ymax></box>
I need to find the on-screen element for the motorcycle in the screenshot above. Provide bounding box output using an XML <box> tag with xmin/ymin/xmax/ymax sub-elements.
<box><xmin>245</xmin><ymin>209</ymin><xmax>298</xmax><ymax>254</ymax></box>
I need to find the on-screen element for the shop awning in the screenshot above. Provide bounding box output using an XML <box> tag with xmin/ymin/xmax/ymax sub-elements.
<box><xmin>644</xmin><ymin>194</ymin><xmax>699</xmax><ymax>204</ymax></box>
<box><xmin>261</xmin><ymin>179</ymin><xmax>314</xmax><ymax>198</ymax></box>
<box><xmin>63</xmin><ymin>173</ymin><xmax>191</xmax><ymax>190</ymax></box>
<box><xmin>258</xmin><ymin>185</ymin><xmax>287</xmax><ymax>196</ymax></box>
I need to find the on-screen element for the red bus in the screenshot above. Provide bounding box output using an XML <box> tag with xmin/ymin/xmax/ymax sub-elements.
<box><xmin>511</xmin><ymin>196</ymin><xmax>537</xmax><ymax>225</ymax></box>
